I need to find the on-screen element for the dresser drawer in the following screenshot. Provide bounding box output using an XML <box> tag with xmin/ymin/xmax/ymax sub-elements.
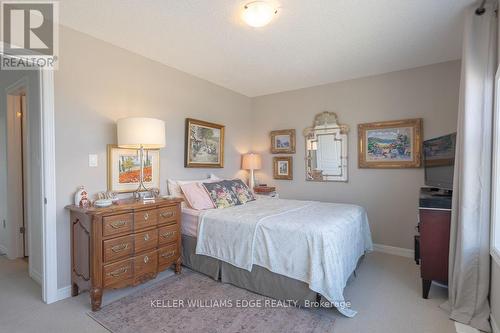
<box><xmin>103</xmin><ymin>258</ymin><xmax>133</xmax><ymax>288</ymax></box>
<box><xmin>158</xmin><ymin>244</ymin><xmax>178</xmax><ymax>270</ymax></box>
<box><xmin>134</xmin><ymin>230</ymin><xmax>158</xmax><ymax>254</ymax></box>
<box><xmin>103</xmin><ymin>235</ymin><xmax>134</xmax><ymax>263</ymax></box>
<box><xmin>134</xmin><ymin>250</ymin><xmax>158</xmax><ymax>283</ymax></box>
<box><xmin>102</xmin><ymin>213</ymin><xmax>133</xmax><ymax>237</ymax></box>
<box><xmin>134</xmin><ymin>209</ymin><xmax>158</xmax><ymax>231</ymax></box>
<box><xmin>158</xmin><ymin>206</ymin><xmax>177</xmax><ymax>225</ymax></box>
<box><xmin>158</xmin><ymin>224</ymin><xmax>178</xmax><ymax>246</ymax></box>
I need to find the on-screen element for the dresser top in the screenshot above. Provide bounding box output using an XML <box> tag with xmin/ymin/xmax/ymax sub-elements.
<box><xmin>66</xmin><ymin>197</ymin><xmax>183</xmax><ymax>215</ymax></box>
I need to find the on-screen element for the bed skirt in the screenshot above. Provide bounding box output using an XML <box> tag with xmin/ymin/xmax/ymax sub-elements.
<box><xmin>181</xmin><ymin>234</ymin><xmax>318</xmax><ymax>305</ymax></box>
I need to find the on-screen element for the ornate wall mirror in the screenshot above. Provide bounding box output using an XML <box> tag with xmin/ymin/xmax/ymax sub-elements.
<box><xmin>303</xmin><ymin>112</ymin><xmax>349</xmax><ymax>182</ymax></box>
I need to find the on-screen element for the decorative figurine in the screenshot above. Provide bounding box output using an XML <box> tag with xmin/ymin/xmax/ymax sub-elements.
<box><xmin>74</xmin><ymin>186</ymin><xmax>90</xmax><ymax>208</ymax></box>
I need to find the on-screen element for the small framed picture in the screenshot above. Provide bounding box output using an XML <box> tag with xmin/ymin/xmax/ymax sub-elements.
<box><xmin>270</xmin><ymin>129</ymin><xmax>296</xmax><ymax>154</ymax></box>
<box><xmin>107</xmin><ymin>145</ymin><xmax>160</xmax><ymax>193</ymax></box>
<box><xmin>273</xmin><ymin>156</ymin><xmax>293</xmax><ymax>180</ymax></box>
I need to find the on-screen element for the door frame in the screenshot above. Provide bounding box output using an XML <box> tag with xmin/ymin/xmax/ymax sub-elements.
<box><xmin>5</xmin><ymin>79</ymin><xmax>30</xmax><ymax>262</ymax></box>
<box><xmin>1</xmin><ymin>54</ymin><xmax>58</xmax><ymax>304</ymax></box>
<box><xmin>40</xmin><ymin>69</ymin><xmax>57</xmax><ymax>304</ymax></box>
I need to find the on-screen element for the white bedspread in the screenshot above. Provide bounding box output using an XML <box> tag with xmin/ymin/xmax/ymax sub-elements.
<box><xmin>195</xmin><ymin>197</ymin><xmax>373</xmax><ymax>317</ymax></box>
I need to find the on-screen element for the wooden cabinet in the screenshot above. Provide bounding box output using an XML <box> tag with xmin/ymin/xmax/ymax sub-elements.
<box><xmin>66</xmin><ymin>198</ymin><xmax>182</xmax><ymax>311</ymax></box>
<box><xmin>418</xmin><ymin>208</ymin><xmax>451</xmax><ymax>298</ymax></box>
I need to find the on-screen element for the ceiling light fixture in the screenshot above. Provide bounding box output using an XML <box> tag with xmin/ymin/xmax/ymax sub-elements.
<box><xmin>242</xmin><ymin>1</ymin><xmax>278</xmax><ymax>28</ymax></box>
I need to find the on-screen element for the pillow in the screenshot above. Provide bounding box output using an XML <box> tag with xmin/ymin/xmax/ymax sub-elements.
<box><xmin>208</xmin><ymin>173</ymin><xmax>220</xmax><ymax>181</ymax></box>
<box><xmin>167</xmin><ymin>174</ymin><xmax>220</xmax><ymax>197</ymax></box>
<box><xmin>167</xmin><ymin>177</ymin><xmax>208</xmax><ymax>208</ymax></box>
<box><xmin>203</xmin><ymin>180</ymin><xmax>239</xmax><ymax>209</ymax></box>
<box><xmin>224</xmin><ymin>179</ymin><xmax>255</xmax><ymax>204</ymax></box>
<box><xmin>180</xmin><ymin>182</ymin><xmax>215</xmax><ymax>210</ymax></box>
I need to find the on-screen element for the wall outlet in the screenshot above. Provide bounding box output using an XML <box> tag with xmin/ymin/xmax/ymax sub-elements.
<box><xmin>88</xmin><ymin>154</ymin><xmax>98</xmax><ymax>167</ymax></box>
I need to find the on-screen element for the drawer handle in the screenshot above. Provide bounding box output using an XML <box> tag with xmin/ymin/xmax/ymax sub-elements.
<box><xmin>160</xmin><ymin>211</ymin><xmax>174</xmax><ymax>218</ymax></box>
<box><xmin>144</xmin><ymin>233</ymin><xmax>150</xmax><ymax>241</ymax></box>
<box><xmin>143</xmin><ymin>213</ymin><xmax>149</xmax><ymax>221</ymax></box>
<box><xmin>161</xmin><ymin>251</ymin><xmax>176</xmax><ymax>259</ymax></box>
<box><xmin>107</xmin><ymin>266</ymin><xmax>128</xmax><ymax>277</ymax></box>
<box><xmin>144</xmin><ymin>255</ymin><xmax>149</xmax><ymax>264</ymax></box>
<box><xmin>110</xmin><ymin>220</ymin><xmax>127</xmax><ymax>229</ymax></box>
<box><xmin>161</xmin><ymin>231</ymin><xmax>176</xmax><ymax>238</ymax></box>
<box><xmin>111</xmin><ymin>243</ymin><xmax>129</xmax><ymax>253</ymax></box>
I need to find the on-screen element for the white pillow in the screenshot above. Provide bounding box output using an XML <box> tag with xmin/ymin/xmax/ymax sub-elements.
<box><xmin>167</xmin><ymin>174</ymin><xmax>220</xmax><ymax>203</ymax></box>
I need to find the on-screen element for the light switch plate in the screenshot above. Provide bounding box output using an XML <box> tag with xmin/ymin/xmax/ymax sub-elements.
<box><xmin>88</xmin><ymin>154</ymin><xmax>98</xmax><ymax>167</ymax></box>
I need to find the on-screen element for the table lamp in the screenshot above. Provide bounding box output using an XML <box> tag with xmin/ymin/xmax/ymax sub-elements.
<box><xmin>117</xmin><ymin>117</ymin><xmax>165</xmax><ymax>198</ymax></box>
<box><xmin>242</xmin><ymin>153</ymin><xmax>262</xmax><ymax>190</ymax></box>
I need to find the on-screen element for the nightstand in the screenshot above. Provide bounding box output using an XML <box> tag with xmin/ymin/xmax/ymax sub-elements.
<box><xmin>254</xmin><ymin>186</ymin><xmax>278</xmax><ymax>199</ymax></box>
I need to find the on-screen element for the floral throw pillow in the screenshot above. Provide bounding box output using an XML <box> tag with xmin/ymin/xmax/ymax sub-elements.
<box><xmin>225</xmin><ymin>179</ymin><xmax>255</xmax><ymax>204</ymax></box>
<box><xmin>202</xmin><ymin>181</ymin><xmax>239</xmax><ymax>209</ymax></box>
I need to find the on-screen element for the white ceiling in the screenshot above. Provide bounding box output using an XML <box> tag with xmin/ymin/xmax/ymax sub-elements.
<box><xmin>58</xmin><ymin>0</ymin><xmax>474</xmax><ymax>97</ymax></box>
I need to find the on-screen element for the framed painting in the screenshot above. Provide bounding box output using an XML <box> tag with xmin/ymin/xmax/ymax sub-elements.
<box><xmin>270</xmin><ymin>129</ymin><xmax>296</xmax><ymax>154</ymax></box>
<box><xmin>107</xmin><ymin>144</ymin><xmax>160</xmax><ymax>192</ymax></box>
<box><xmin>185</xmin><ymin>118</ymin><xmax>225</xmax><ymax>168</ymax></box>
<box><xmin>358</xmin><ymin>118</ymin><xmax>423</xmax><ymax>168</ymax></box>
<box><xmin>273</xmin><ymin>156</ymin><xmax>293</xmax><ymax>180</ymax></box>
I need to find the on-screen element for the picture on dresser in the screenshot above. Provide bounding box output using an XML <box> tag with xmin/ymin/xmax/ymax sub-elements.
<box><xmin>358</xmin><ymin>118</ymin><xmax>422</xmax><ymax>168</ymax></box>
<box><xmin>107</xmin><ymin>144</ymin><xmax>160</xmax><ymax>192</ymax></box>
<box><xmin>185</xmin><ymin>118</ymin><xmax>225</xmax><ymax>168</ymax></box>
<box><xmin>270</xmin><ymin>129</ymin><xmax>296</xmax><ymax>154</ymax></box>
<box><xmin>273</xmin><ymin>156</ymin><xmax>293</xmax><ymax>180</ymax></box>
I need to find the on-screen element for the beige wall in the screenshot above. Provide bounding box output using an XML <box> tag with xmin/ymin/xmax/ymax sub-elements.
<box><xmin>55</xmin><ymin>27</ymin><xmax>253</xmax><ymax>288</ymax></box>
<box><xmin>251</xmin><ymin>61</ymin><xmax>461</xmax><ymax>250</ymax></box>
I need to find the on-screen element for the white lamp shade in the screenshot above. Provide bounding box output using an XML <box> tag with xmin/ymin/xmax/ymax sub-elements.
<box><xmin>117</xmin><ymin>117</ymin><xmax>166</xmax><ymax>149</ymax></box>
<box><xmin>242</xmin><ymin>153</ymin><xmax>262</xmax><ymax>170</ymax></box>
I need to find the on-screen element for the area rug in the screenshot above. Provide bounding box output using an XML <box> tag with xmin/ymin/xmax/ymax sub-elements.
<box><xmin>88</xmin><ymin>270</ymin><xmax>335</xmax><ymax>333</ymax></box>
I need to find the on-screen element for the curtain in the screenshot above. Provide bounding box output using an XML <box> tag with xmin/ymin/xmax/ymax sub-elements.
<box><xmin>444</xmin><ymin>1</ymin><xmax>497</xmax><ymax>332</ymax></box>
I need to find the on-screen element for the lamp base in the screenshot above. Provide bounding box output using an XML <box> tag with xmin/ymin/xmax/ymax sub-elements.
<box><xmin>134</xmin><ymin>191</ymin><xmax>156</xmax><ymax>202</ymax></box>
<box><xmin>249</xmin><ymin>169</ymin><xmax>256</xmax><ymax>192</ymax></box>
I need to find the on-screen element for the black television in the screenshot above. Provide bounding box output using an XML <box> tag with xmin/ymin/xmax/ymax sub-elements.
<box><xmin>423</xmin><ymin>133</ymin><xmax>457</xmax><ymax>190</ymax></box>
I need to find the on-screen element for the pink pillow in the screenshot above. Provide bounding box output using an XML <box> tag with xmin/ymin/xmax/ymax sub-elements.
<box><xmin>180</xmin><ymin>182</ymin><xmax>215</xmax><ymax>210</ymax></box>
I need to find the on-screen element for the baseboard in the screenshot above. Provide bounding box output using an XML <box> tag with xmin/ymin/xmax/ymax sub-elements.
<box><xmin>492</xmin><ymin>314</ymin><xmax>500</xmax><ymax>333</ymax></box>
<box><xmin>373</xmin><ymin>243</ymin><xmax>413</xmax><ymax>258</ymax></box>
<box><xmin>30</xmin><ymin>269</ymin><xmax>42</xmax><ymax>285</ymax></box>
<box><xmin>56</xmin><ymin>285</ymin><xmax>72</xmax><ymax>302</ymax></box>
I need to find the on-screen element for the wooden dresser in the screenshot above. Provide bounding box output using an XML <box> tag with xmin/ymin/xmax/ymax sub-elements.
<box><xmin>66</xmin><ymin>198</ymin><xmax>183</xmax><ymax>311</ymax></box>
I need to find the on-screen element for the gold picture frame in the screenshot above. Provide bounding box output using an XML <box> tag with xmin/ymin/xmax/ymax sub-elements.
<box><xmin>270</xmin><ymin>129</ymin><xmax>296</xmax><ymax>154</ymax></box>
<box><xmin>273</xmin><ymin>156</ymin><xmax>293</xmax><ymax>180</ymax></box>
<box><xmin>358</xmin><ymin>118</ymin><xmax>423</xmax><ymax>168</ymax></box>
<box><xmin>185</xmin><ymin>118</ymin><xmax>225</xmax><ymax>168</ymax></box>
<box><xmin>107</xmin><ymin>144</ymin><xmax>160</xmax><ymax>192</ymax></box>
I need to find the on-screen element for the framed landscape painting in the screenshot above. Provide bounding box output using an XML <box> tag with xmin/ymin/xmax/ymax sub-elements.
<box><xmin>107</xmin><ymin>145</ymin><xmax>160</xmax><ymax>192</ymax></box>
<box><xmin>270</xmin><ymin>129</ymin><xmax>296</xmax><ymax>154</ymax></box>
<box><xmin>185</xmin><ymin>118</ymin><xmax>225</xmax><ymax>168</ymax></box>
<box><xmin>358</xmin><ymin>118</ymin><xmax>422</xmax><ymax>168</ymax></box>
<box><xmin>273</xmin><ymin>156</ymin><xmax>293</xmax><ymax>180</ymax></box>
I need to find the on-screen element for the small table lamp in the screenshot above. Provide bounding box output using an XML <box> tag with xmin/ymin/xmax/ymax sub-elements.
<box><xmin>117</xmin><ymin>117</ymin><xmax>166</xmax><ymax>198</ymax></box>
<box><xmin>242</xmin><ymin>153</ymin><xmax>262</xmax><ymax>190</ymax></box>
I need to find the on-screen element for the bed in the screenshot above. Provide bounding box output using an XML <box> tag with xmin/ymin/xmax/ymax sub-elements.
<box><xmin>180</xmin><ymin>196</ymin><xmax>373</xmax><ymax>317</ymax></box>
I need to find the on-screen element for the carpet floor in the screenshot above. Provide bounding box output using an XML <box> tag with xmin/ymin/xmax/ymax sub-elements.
<box><xmin>89</xmin><ymin>269</ymin><xmax>336</xmax><ymax>333</ymax></box>
<box><xmin>0</xmin><ymin>252</ymin><xmax>455</xmax><ymax>333</ymax></box>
